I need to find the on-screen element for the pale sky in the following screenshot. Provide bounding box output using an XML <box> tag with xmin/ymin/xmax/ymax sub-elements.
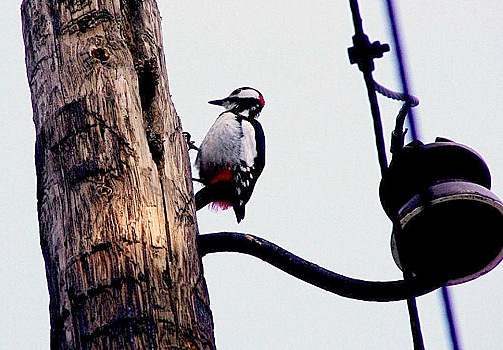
<box><xmin>1</xmin><ymin>1</ymin><xmax>501</xmax><ymax>349</ymax></box>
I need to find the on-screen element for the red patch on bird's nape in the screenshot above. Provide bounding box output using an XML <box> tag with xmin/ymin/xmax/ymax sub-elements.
<box><xmin>210</xmin><ymin>201</ymin><xmax>232</xmax><ymax>211</ymax></box>
<box><xmin>259</xmin><ymin>94</ymin><xmax>265</xmax><ymax>107</ymax></box>
<box><xmin>210</xmin><ymin>168</ymin><xmax>233</xmax><ymax>184</ymax></box>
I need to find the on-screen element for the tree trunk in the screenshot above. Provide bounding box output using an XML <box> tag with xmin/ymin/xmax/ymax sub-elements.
<box><xmin>21</xmin><ymin>0</ymin><xmax>215</xmax><ymax>348</ymax></box>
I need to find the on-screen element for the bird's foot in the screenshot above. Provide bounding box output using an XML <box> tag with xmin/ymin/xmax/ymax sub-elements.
<box><xmin>182</xmin><ymin>132</ymin><xmax>199</xmax><ymax>151</ymax></box>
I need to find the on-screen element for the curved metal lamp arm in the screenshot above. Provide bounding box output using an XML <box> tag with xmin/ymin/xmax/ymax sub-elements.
<box><xmin>198</xmin><ymin>232</ymin><xmax>443</xmax><ymax>302</ymax></box>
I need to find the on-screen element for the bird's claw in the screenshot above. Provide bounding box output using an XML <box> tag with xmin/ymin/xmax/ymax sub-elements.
<box><xmin>191</xmin><ymin>178</ymin><xmax>205</xmax><ymax>184</ymax></box>
<box><xmin>182</xmin><ymin>132</ymin><xmax>199</xmax><ymax>151</ymax></box>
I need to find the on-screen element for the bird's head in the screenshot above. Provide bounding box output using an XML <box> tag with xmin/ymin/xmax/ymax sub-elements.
<box><xmin>209</xmin><ymin>87</ymin><xmax>265</xmax><ymax>118</ymax></box>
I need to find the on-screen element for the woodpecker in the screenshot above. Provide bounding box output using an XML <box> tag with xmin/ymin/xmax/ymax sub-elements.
<box><xmin>195</xmin><ymin>87</ymin><xmax>266</xmax><ymax>223</ymax></box>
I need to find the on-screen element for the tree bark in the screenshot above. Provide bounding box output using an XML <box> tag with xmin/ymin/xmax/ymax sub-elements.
<box><xmin>21</xmin><ymin>0</ymin><xmax>215</xmax><ymax>348</ymax></box>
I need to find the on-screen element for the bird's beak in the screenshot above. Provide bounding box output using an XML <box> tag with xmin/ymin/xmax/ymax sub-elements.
<box><xmin>208</xmin><ymin>99</ymin><xmax>225</xmax><ymax>106</ymax></box>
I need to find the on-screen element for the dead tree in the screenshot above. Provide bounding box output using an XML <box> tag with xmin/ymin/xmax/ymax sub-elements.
<box><xmin>21</xmin><ymin>0</ymin><xmax>215</xmax><ymax>348</ymax></box>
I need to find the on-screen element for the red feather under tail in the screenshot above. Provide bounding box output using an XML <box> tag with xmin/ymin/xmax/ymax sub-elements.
<box><xmin>209</xmin><ymin>201</ymin><xmax>232</xmax><ymax>211</ymax></box>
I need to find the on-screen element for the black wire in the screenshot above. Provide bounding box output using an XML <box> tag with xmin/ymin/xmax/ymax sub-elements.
<box><xmin>365</xmin><ymin>72</ymin><xmax>389</xmax><ymax>174</ymax></box>
<box><xmin>348</xmin><ymin>0</ymin><xmax>426</xmax><ymax>348</ymax></box>
<box><xmin>348</xmin><ymin>0</ymin><xmax>389</xmax><ymax>174</ymax></box>
<box><xmin>383</xmin><ymin>0</ymin><xmax>419</xmax><ymax>142</ymax></box>
<box><xmin>384</xmin><ymin>2</ymin><xmax>465</xmax><ymax>350</ymax></box>
<box><xmin>381</xmin><ymin>1</ymin><xmax>426</xmax><ymax>348</ymax></box>
<box><xmin>349</xmin><ymin>0</ymin><xmax>365</xmax><ymax>36</ymax></box>
<box><xmin>406</xmin><ymin>296</ymin><xmax>425</xmax><ymax>349</ymax></box>
<box><xmin>441</xmin><ymin>286</ymin><xmax>462</xmax><ymax>350</ymax></box>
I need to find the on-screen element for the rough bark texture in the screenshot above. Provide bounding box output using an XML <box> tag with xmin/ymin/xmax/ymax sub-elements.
<box><xmin>21</xmin><ymin>0</ymin><xmax>215</xmax><ymax>348</ymax></box>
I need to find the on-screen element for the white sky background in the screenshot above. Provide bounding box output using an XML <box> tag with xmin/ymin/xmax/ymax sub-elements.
<box><xmin>0</xmin><ymin>1</ymin><xmax>501</xmax><ymax>349</ymax></box>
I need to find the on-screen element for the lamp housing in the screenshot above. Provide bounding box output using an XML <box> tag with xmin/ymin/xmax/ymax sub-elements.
<box><xmin>380</xmin><ymin>138</ymin><xmax>503</xmax><ymax>285</ymax></box>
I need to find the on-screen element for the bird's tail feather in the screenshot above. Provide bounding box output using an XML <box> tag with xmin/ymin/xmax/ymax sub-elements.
<box><xmin>195</xmin><ymin>187</ymin><xmax>213</xmax><ymax>210</ymax></box>
<box><xmin>233</xmin><ymin>205</ymin><xmax>245</xmax><ymax>223</ymax></box>
<box><xmin>195</xmin><ymin>184</ymin><xmax>234</xmax><ymax>211</ymax></box>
